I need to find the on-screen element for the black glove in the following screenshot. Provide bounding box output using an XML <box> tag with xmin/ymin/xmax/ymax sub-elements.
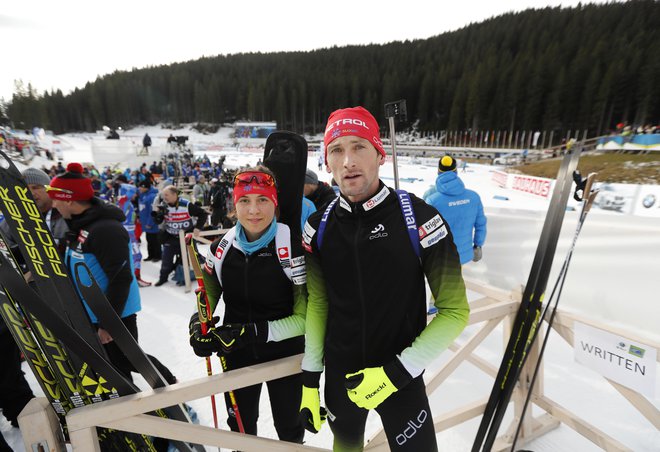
<box><xmin>216</xmin><ymin>321</ymin><xmax>268</xmax><ymax>354</ymax></box>
<box><xmin>188</xmin><ymin>313</ymin><xmax>223</xmax><ymax>357</ymax></box>
<box><xmin>473</xmin><ymin>245</ymin><xmax>483</xmax><ymax>262</ymax></box>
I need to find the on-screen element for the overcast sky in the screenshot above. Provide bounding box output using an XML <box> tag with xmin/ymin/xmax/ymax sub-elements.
<box><xmin>0</xmin><ymin>0</ymin><xmax>614</xmax><ymax>101</ymax></box>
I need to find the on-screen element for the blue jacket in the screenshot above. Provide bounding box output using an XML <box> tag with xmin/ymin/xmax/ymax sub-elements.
<box><xmin>301</xmin><ymin>197</ymin><xmax>317</xmax><ymax>230</ymax></box>
<box><xmin>138</xmin><ymin>187</ymin><xmax>160</xmax><ymax>234</ymax></box>
<box><xmin>63</xmin><ymin>198</ymin><xmax>141</xmax><ymax>323</ymax></box>
<box><xmin>426</xmin><ymin>171</ymin><xmax>487</xmax><ymax>264</ymax></box>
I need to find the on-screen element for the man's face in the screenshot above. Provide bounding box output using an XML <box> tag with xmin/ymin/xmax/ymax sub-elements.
<box><xmin>326</xmin><ymin>136</ymin><xmax>384</xmax><ymax>203</ymax></box>
<box><xmin>52</xmin><ymin>199</ymin><xmax>74</xmax><ymax>219</ymax></box>
<box><xmin>28</xmin><ymin>184</ymin><xmax>52</xmax><ymax>213</ymax></box>
<box><xmin>162</xmin><ymin>190</ymin><xmax>178</xmax><ymax>204</ymax></box>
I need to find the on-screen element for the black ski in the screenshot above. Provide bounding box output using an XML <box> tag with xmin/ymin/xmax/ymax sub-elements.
<box><xmin>73</xmin><ymin>262</ymin><xmax>204</xmax><ymax>452</ymax></box>
<box><xmin>263</xmin><ymin>131</ymin><xmax>310</xmax><ymax>296</ymax></box>
<box><xmin>0</xmin><ymin>241</ymin><xmax>154</xmax><ymax>451</ymax></box>
<box><xmin>263</xmin><ymin>130</ymin><xmax>308</xmax><ymax>242</ymax></box>
<box><xmin>472</xmin><ymin>148</ymin><xmax>581</xmax><ymax>451</ymax></box>
<box><xmin>0</xmin><ymin>150</ymin><xmax>106</xmax><ymax>358</ymax></box>
<box><xmin>509</xmin><ymin>172</ymin><xmax>599</xmax><ymax>452</ymax></box>
<box><xmin>0</xmin><ymin>235</ymin><xmax>70</xmax><ymax>426</ymax></box>
<box><xmin>0</xmin><ymin>252</ymin><xmax>164</xmax><ymax>451</ymax></box>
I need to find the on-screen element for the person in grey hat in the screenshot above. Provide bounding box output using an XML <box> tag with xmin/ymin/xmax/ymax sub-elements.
<box><xmin>303</xmin><ymin>169</ymin><xmax>337</xmax><ymax>211</ymax></box>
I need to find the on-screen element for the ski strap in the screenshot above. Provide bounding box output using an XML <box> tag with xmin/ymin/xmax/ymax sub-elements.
<box><xmin>316</xmin><ymin>197</ymin><xmax>339</xmax><ymax>249</ymax></box>
<box><xmin>207</xmin><ymin>223</ymin><xmax>306</xmax><ymax>286</ymax></box>
<box><xmin>395</xmin><ymin>189</ymin><xmax>421</xmax><ymax>260</ymax></box>
<box><xmin>316</xmin><ymin>190</ymin><xmax>420</xmax><ymax>259</ymax></box>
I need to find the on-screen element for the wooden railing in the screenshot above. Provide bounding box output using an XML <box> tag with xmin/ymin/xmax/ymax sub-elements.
<box><xmin>17</xmin><ymin>276</ymin><xmax>659</xmax><ymax>451</ymax></box>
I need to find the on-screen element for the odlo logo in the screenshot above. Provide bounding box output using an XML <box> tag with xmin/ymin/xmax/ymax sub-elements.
<box><xmin>369</xmin><ymin>224</ymin><xmax>388</xmax><ymax>240</ymax></box>
<box><xmin>395</xmin><ymin>409</ymin><xmax>428</xmax><ymax>446</ymax></box>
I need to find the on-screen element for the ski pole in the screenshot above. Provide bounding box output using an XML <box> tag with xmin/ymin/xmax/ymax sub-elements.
<box><xmin>186</xmin><ymin>236</ymin><xmax>245</xmax><ymax>433</ymax></box>
<box><xmin>219</xmin><ymin>354</ymin><xmax>246</xmax><ymax>433</ymax></box>
<box><xmin>384</xmin><ymin>100</ymin><xmax>407</xmax><ymax>190</ymax></box>
<box><xmin>185</xmin><ymin>237</ymin><xmax>219</xmax><ymax>429</ymax></box>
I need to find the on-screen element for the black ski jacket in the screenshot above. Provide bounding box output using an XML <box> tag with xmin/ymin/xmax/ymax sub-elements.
<box><xmin>307</xmin><ymin>182</ymin><xmax>338</xmax><ymax>211</ymax></box>
<box><xmin>202</xmin><ymin>227</ymin><xmax>306</xmax><ymax>362</ymax></box>
<box><xmin>63</xmin><ymin>198</ymin><xmax>136</xmax><ymax>318</ymax></box>
<box><xmin>302</xmin><ymin>182</ymin><xmax>469</xmax><ymax>376</ymax></box>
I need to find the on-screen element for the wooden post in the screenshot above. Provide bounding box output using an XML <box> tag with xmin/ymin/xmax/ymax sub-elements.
<box><xmin>17</xmin><ymin>398</ymin><xmax>66</xmax><ymax>452</ymax></box>
<box><xmin>68</xmin><ymin>426</ymin><xmax>102</xmax><ymax>452</ymax></box>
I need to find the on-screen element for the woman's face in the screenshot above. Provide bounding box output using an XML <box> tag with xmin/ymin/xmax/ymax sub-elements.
<box><xmin>235</xmin><ymin>194</ymin><xmax>276</xmax><ymax>241</ymax></box>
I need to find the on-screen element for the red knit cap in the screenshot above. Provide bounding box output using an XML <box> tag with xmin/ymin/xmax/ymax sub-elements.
<box><xmin>47</xmin><ymin>163</ymin><xmax>94</xmax><ymax>201</ymax></box>
<box><xmin>323</xmin><ymin>106</ymin><xmax>384</xmax><ymax>165</ymax></box>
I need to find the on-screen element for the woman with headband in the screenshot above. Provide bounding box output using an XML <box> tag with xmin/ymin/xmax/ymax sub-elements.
<box><xmin>188</xmin><ymin>165</ymin><xmax>306</xmax><ymax>443</ymax></box>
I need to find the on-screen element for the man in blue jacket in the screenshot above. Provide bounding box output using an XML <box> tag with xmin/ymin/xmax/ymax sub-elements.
<box><xmin>138</xmin><ymin>180</ymin><xmax>161</xmax><ymax>262</ymax></box>
<box><xmin>425</xmin><ymin>155</ymin><xmax>487</xmax><ymax>265</ymax></box>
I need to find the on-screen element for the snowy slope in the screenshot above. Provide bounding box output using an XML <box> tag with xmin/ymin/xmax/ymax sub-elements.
<box><xmin>2</xmin><ymin>129</ymin><xmax>659</xmax><ymax>451</ymax></box>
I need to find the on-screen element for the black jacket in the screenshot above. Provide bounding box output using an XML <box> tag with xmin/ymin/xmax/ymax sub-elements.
<box><xmin>307</xmin><ymin>182</ymin><xmax>337</xmax><ymax>211</ymax></box>
<box><xmin>302</xmin><ymin>182</ymin><xmax>468</xmax><ymax>374</ymax></box>
<box><xmin>64</xmin><ymin>198</ymin><xmax>134</xmax><ymax>316</ymax></box>
<box><xmin>203</xmin><ymin>232</ymin><xmax>304</xmax><ymax>362</ymax></box>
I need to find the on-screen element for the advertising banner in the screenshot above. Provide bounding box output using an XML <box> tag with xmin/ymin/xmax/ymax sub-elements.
<box><xmin>574</xmin><ymin>322</ymin><xmax>656</xmax><ymax>397</ymax></box>
<box><xmin>632</xmin><ymin>184</ymin><xmax>660</xmax><ymax>218</ymax></box>
<box><xmin>491</xmin><ymin>170</ymin><xmax>509</xmax><ymax>188</ymax></box>
<box><xmin>592</xmin><ymin>183</ymin><xmax>639</xmax><ymax>215</ymax></box>
<box><xmin>510</xmin><ymin>174</ymin><xmax>553</xmax><ymax>198</ymax></box>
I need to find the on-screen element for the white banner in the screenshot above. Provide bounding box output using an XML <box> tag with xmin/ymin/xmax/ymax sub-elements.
<box><xmin>574</xmin><ymin>322</ymin><xmax>656</xmax><ymax>397</ymax></box>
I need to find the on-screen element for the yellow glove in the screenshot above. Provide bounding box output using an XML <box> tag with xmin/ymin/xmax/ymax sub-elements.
<box><xmin>299</xmin><ymin>371</ymin><xmax>327</xmax><ymax>433</ymax></box>
<box><xmin>344</xmin><ymin>359</ymin><xmax>413</xmax><ymax>410</ymax></box>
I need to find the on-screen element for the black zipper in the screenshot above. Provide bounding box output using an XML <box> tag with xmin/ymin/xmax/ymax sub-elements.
<box><xmin>243</xmin><ymin>253</ymin><xmax>258</xmax><ymax>359</ymax></box>
<box><xmin>353</xmin><ymin>211</ymin><xmax>367</xmax><ymax>369</ymax></box>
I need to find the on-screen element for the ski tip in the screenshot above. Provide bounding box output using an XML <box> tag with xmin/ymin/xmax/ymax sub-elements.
<box><xmin>0</xmin><ymin>150</ymin><xmax>12</xmax><ymax>169</ymax></box>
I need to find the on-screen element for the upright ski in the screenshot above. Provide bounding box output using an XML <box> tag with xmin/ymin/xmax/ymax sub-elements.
<box><xmin>509</xmin><ymin>172</ymin><xmax>599</xmax><ymax>451</ymax></box>
<box><xmin>472</xmin><ymin>148</ymin><xmax>581</xmax><ymax>451</ymax></box>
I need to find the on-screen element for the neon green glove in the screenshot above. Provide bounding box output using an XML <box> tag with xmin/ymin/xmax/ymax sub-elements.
<box><xmin>299</xmin><ymin>371</ymin><xmax>327</xmax><ymax>433</ymax></box>
<box><xmin>344</xmin><ymin>359</ymin><xmax>413</xmax><ymax>410</ymax></box>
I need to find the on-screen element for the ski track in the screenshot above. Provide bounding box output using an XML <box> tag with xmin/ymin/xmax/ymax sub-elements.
<box><xmin>2</xmin><ymin>127</ymin><xmax>659</xmax><ymax>451</ymax></box>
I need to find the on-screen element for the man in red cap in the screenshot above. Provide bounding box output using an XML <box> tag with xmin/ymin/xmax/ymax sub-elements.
<box><xmin>48</xmin><ymin>163</ymin><xmax>176</xmax><ymax>384</ymax></box>
<box><xmin>299</xmin><ymin>107</ymin><xmax>469</xmax><ymax>450</ymax></box>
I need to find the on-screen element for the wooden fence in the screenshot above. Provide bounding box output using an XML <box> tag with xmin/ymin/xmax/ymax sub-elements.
<box><xmin>17</xmin><ymin>277</ymin><xmax>659</xmax><ymax>451</ymax></box>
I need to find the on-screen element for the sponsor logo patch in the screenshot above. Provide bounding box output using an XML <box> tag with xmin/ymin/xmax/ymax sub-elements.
<box><xmin>418</xmin><ymin>214</ymin><xmax>444</xmax><ymax>239</ymax></box>
<box><xmin>291</xmin><ymin>266</ymin><xmax>306</xmax><ymax>277</ymax></box>
<box><xmin>291</xmin><ymin>256</ymin><xmax>305</xmax><ymax>267</ymax></box>
<box><xmin>77</xmin><ymin>229</ymin><xmax>89</xmax><ymax>244</ymax></box>
<box><xmin>368</xmin><ymin>223</ymin><xmax>388</xmax><ymax>241</ymax></box>
<box><xmin>303</xmin><ymin>222</ymin><xmax>316</xmax><ymax>248</ymax></box>
<box><xmin>215</xmin><ymin>238</ymin><xmax>229</xmax><ymax>258</ymax></box>
<box><xmin>420</xmin><ymin>225</ymin><xmax>447</xmax><ymax>248</ymax></box>
<box><xmin>362</xmin><ymin>186</ymin><xmax>389</xmax><ymax>211</ymax></box>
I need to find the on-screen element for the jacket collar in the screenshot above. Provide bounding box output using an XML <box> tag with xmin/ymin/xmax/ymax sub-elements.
<box><xmin>337</xmin><ymin>181</ymin><xmax>391</xmax><ymax>215</ymax></box>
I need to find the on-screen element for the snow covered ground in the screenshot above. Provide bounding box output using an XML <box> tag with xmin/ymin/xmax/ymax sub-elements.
<box><xmin>2</xmin><ymin>127</ymin><xmax>659</xmax><ymax>451</ymax></box>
